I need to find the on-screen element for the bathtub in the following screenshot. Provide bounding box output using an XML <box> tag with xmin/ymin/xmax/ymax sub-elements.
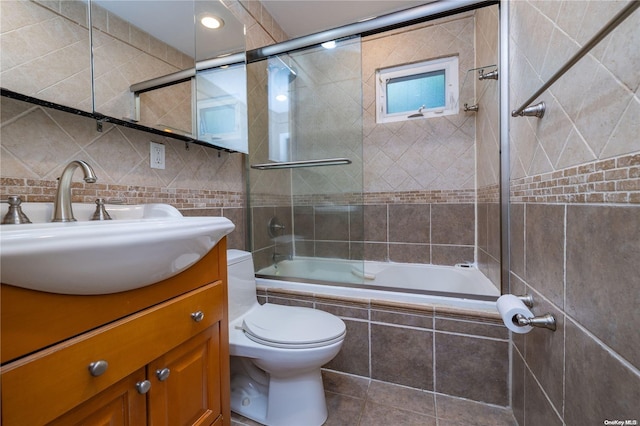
<box><xmin>255</xmin><ymin>257</ymin><xmax>500</xmax><ymax>311</ymax></box>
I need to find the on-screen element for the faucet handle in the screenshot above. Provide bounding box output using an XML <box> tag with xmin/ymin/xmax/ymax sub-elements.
<box><xmin>91</xmin><ymin>198</ymin><xmax>112</xmax><ymax>221</ymax></box>
<box><xmin>2</xmin><ymin>195</ymin><xmax>32</xmax><ymax>224</ymax></box>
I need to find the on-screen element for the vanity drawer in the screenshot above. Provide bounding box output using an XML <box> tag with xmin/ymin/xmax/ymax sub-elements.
<box><xmin>1</xmin><ymin>281</ymin><xmax>224</xmax><ymax>426</ymax></box>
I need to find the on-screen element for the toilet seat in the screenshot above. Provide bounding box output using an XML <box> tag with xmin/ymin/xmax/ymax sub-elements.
<box><xmin>242</xmin><ymin>304</ymin><xmax>346</xmax><ymax>349</ymax></box>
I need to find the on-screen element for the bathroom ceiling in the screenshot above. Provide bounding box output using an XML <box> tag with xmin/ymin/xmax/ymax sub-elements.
<box><xmin>261</xmin><ymin>0</ymin><xmax>436</xmax><ymax>38</ymax></box>
<box><xmin>93</xmin><ymin>0</ymin><xmax>435</xmax><ymax>59</ymax></box>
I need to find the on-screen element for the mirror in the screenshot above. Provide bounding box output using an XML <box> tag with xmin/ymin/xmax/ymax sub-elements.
<box><xmin>1</xmin><ymin>0</ymin><xmax>246</xmax><ymax>152</ymax></box>
<box><xmin>91</xmin><ymin>0</ymin><xmax>247</xmax><ymax>151</ymax></box>
<box><xmin>1</xmin><ymin>1</ymin><xmax>93</xmax><ymax>112</ymax></box>
<box><xmin>90</xmin><ymin>0</ymin><xmax>197</xmax><ymax>124</ymax></box>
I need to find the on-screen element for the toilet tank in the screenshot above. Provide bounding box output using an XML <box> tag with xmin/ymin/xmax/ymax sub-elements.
<box><xmin>227</xmin><ymin>249</ymin><xmax>259</xmax><ymax>323</ymax></box>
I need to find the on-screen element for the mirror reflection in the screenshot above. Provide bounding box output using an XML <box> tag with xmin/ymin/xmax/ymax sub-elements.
<box><xmin>196</xmin><ymin>62</ymin><xmax>248</xmax><ymax>153</ymax></box>
<box><xmin>90</xmin><ymin>0</ymin><xmax>197</xmax><ymax>121</ymax></box>
<box><xmin>91</xmin><ymin>0</ymin><xmax>247</xmax><ymax>152</ymax></box>
<box><xmin>1</xmin><ymin>0</ymin><xmax>247</xmax><ymax>152</ymax></box>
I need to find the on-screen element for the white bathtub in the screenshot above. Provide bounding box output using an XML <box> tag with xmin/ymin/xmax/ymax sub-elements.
<box><xmin>256</xmin><ymin>257</ymin><xmax>500</xmax><ymax>311</ymax></box>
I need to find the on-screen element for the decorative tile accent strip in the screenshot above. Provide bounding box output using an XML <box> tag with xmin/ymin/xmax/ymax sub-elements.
<box><xmin>0</xmin><ymin>178</ymin><xmax>245</xmax><ymax>209</ymax></box>
<box><xmin>251</xmin><ymin>190</ymin><xmax>479</xmax><ymax>207</ymax></box>
<box><xmin>364</xmin><ymin>190</ymin><xmax>477</xmax><ymax>205</ymax></box>
<box><xmin>478</xmin><ymin>184</ymin><xmax>500</xmax><ymax>203</ymax></box>
<box><xmin>248</xmin><ymin>193</ymin><xmax>293</xmax><ymax>207</ymax></box>
<box><xmin>510</xmin><ymin>153</ymin><xmax>640</xmax><ymax>204</ymax></box>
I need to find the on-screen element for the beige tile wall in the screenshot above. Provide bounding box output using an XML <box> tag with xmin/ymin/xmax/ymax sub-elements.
<box><xmin>509</xmin><ymin>0</ymin><xmax>640</xmax><ymax>202</ymax></box>
<box><xmin>362</xmin><ymin>13</ymin><xmax>478</xmax><ymax>194</ymax></box>
<box><xmin>508</xmin><ymin>1</ymin><xmax>640</xmax><ymax>425</ymax></box>
<box><xmin>1</xmin><ymin>96</ymin><xmax>243</xmax><ymax>202</ymax></box>
<box><xmin>1</xmin><ymin>0</ymin><xmax>93</xmax><ymax>111</ymax></box>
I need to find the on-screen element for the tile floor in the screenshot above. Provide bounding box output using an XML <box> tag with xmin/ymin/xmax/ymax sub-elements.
<box><xmin>231</xmin><ymin>370</ymin><xmax>518</xmax><ymax>426</ymax></box>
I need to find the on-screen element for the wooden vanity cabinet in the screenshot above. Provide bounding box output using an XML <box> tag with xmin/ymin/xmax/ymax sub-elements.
<box><xmin>47</xmin><ymin>326</ymin><xmax>222</xmax><ymax>426</ymax></box>
<box><xmin>0</xmin><ymin>239</ymin><xmax>230</xmax><ymax>426</ymax></box>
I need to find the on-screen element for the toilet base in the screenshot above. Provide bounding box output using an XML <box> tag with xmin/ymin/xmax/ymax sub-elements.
<box><xmin>230</xmin><ymin>358</ymin><xmax>328</xmax><ymax>426</ymax></box>
<box><xmin>230</xmin><ymin>372</ymin><xmax>269</xmax><ymax>423</ymax></box>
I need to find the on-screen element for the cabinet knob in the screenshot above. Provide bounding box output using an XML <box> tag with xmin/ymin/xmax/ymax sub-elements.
<box><xmin>156</xmin><ymin>368</ymin><xmax>171</xmax><ymax>382</ymax></box>
<box><xmin>88</xmin><ymin>360</ymin><xmax>109</xmax><ymax>377</ymax></box>
<box><xmin>191</xmin><ymin>311</ymin><xmax>205</xmax><ymax>322</ymax></box>
<box><xmin>136</xmin><ymin>380</ymin><xmax>152</xmax><ymax>394</ymax></box>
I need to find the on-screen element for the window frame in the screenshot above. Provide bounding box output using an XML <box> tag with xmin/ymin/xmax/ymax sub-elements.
<box><xmin>375</xmin><ymin>55</ymin><xmax>459</xmax><ymax>124</ymax></box>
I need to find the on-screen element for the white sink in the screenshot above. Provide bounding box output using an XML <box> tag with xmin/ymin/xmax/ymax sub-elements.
<box><xmin>0</xmin><ymin>203</ymin><xmax>235</xmax><ymax>295</ymax></box>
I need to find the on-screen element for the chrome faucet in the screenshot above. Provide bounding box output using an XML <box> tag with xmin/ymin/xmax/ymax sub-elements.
<box><xmin>52</xmin><ymin>160</ymin><xmax>97</xmax><ymax>222</ymax></box>
<box><xmin>272</xmin><ymin>252</ymin><xmax>291</xmax><ymax>266</ymax></box>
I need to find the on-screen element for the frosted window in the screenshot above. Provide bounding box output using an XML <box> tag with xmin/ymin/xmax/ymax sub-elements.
<box><xmin>386</xmin><ymin>70</ymin><xmax>446</xmax><ymax>114</ymax></box>
<box><xmin>376</xmin><ymin>56</ymin><xmax>458</xmax><ymax>123</ymax></box>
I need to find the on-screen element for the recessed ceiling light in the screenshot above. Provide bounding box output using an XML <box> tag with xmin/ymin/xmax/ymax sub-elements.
<box><xmin>201</xmin><ymin>15</ymin><xmax>224</xmax><ymax>29</ymax></box>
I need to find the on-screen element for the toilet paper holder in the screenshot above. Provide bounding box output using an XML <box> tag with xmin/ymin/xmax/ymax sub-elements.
<box><xmin>516</xmin><ymin>294</ymin><xmax>534</xmax><ymax>308</ymax></box>
<box><xmin>513</xmin><ymin>294</ymin><xmax>556</xmax><ymax>332</ymax></box>
<box><xmin>514</xmin><ymin>313</ymin><xmax>556</xmax><ymax>331</ymax></box>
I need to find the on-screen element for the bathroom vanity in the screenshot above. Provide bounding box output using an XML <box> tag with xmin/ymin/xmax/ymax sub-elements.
<box><xmin>0</xmin><ymin>239</ymin><xmax>231</xmax><ymax>426</ymax></box>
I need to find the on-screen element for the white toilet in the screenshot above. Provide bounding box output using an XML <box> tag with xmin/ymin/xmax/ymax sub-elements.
<box><xmin>226</xmin><ymin>250</ymin><xmax>346</xmax><ymax>426</ymax></box>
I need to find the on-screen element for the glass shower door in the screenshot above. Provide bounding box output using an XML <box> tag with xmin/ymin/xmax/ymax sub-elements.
<box><xmin>247</xmin><ymin>37</ymin><xmax>364</xmax><ymax>285</ymax></box>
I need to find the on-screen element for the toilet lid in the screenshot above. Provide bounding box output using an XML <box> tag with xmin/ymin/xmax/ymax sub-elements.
<box><xmin>242</xmin><ymin>304</ymin><xmax>346</xmax><ymax>349</ymax></box>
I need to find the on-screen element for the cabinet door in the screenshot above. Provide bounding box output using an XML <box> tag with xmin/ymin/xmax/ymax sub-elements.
<box><xmin>47</xmin><ymin>369</ymin><xmax>147</xmax><ymax>426</ymax></box>
<box><xmin>147</xmin><ymin>325</ymin><xmax>222</xmax><ymax>426</ymax></box>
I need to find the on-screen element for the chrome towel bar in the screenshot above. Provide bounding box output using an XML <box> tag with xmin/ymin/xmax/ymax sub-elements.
<box><xmin>251</xmin><ymin>158</ymin><xmax>352</xmax><ymax>170</ymax></box>
<box><xmin>511</xmin><ymin>0</ymin><xmax>639</xmax><ymax>118</ymax></box>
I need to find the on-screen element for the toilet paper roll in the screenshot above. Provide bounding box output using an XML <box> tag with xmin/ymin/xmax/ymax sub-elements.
<box><xmin>497</xmin><ymin>294</ymin><xmax>534</xmax><ymax>334</ymax></box>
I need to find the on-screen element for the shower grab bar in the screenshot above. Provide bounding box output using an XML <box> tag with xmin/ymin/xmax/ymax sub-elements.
<box><xmin>511</xmin><ymin>0</ymin><xmax>639</xmax><ymax>118</ymax></box>
<box><xmin>251</xmin><ymin>158</ymin><xmax>352</xmax><ymax>170</ymax></box>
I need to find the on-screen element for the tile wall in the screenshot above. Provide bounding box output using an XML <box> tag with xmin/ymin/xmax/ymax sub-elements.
<box><xmin>361</xmin><ymin>13</ymin><xmax>477</xmax><ymax>194</ymax></box>
<box><xmin>0</xmin><ymin>95</ymin><xmax>247</xmax><ymax>249</ymax></box>
<box><xmin>508</xmin><ymin>1</ymin><xmax>640</xmax><ymax>424</ymax></box>
<box><xmin>257</xmin><ymin>287</ymin><xmax>510</xmax><ymax>407</ymax></box>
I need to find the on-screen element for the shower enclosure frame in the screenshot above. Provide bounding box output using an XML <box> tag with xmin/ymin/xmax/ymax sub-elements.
<box><xmin>245</xmin><ymin>0</ymin><xmax>510</xmax><ymax>297</ymax></box>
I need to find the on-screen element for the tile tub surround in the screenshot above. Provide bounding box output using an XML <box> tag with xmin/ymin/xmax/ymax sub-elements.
<box><xmin>232</xmin><ymin>371</ymin><xmax>517</xmax><ymax>426</ymax></box>
<box><xmin>249</xmin><ymin>6</ymin><xmax>502</xmax><ymax>285</ymax></box>
<box><xmin>250</xmin><ymin>200</ymin><xmax>478</xmax><ymax>271</ymax></box>
<box><xmin>256</xmin><ymin>287</ymin><xmax>510</xmax><ymax>407</ymax></box>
